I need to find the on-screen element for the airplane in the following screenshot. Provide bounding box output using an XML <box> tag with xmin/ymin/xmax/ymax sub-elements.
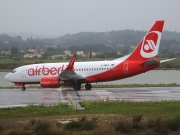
<box><xmin>5</xmin><ymin>20</ymin><xmax>175</xmax><ymax>91</ymax></box>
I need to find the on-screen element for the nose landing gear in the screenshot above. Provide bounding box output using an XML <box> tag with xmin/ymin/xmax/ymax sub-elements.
<box><xmin>15</xmin><ymin>83</ymin><xmax>26</xmax><ymax>91</ymax></box>
<box><xmin>21</xmin><ymin>85</ymin><xmax>26</xmax><ymax>91</ymax></box>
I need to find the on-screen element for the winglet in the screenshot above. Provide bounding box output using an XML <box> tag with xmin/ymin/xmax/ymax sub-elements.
<box><xmin>66</xmin><ymin>54</ymin><xmax>76</xmax><ymax>70</ymax></box>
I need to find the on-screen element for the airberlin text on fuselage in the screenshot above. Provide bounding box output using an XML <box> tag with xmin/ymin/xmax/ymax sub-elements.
<box><xmin>28</xmin><ymin>65</ymin><xmax>66</xmax><ymax>76</ymax></box>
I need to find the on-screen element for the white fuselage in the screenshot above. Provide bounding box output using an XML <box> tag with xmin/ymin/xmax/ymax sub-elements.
<box><xmin>5</xmin><ymin>60</ymin><xmax>121</xmax><ymax>83</ymax></box>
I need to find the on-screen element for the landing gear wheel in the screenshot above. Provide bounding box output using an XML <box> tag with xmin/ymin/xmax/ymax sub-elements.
<box><xmin>85</xmin><ymin>83</ymin><xmax>92</xmax><ymax>90</ymax></box>
<box><xmin>73</xmin><ymin>84</ymin><xmax>81</xmax><ymax>90</ymax></box>
<box><xmin>21</xmin><ymin>86</ymin><xmax>26</xmax><ymax>91</ymax></box>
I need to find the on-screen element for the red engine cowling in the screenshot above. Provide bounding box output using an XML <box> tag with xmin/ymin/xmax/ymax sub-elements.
<box><xmin>40</xmin><ymin>78</ymin><xmax>60</xmax><ymax>88</ymax></box>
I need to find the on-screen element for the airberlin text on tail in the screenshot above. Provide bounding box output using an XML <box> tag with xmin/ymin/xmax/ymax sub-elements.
<box><xmin>127</xmin><ymin>20</ymin><xmax>164</xmax><ymax>61</ymax></box>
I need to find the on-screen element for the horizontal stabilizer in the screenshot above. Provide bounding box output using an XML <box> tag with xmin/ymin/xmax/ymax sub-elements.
<box><xmin>160</xmin><ymin>58</ymin><xmax>176</xmax><ymax>63</ymax></box>
<box><xmin>141</xmin><ymin>58</ymin><xmax>159</xmax><ymax>66</ymax></box>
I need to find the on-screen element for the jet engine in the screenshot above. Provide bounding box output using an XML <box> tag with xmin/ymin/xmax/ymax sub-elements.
<box><xmin>40</xmin><ymin>78</ymin><xmax>63</xmax><ymax>88</ymax></box>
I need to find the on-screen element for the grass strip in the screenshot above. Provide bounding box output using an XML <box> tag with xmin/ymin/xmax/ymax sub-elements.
<box><xmin>1</xmin><ymin>101</ymin><xmax>180</xmax><ymax>134</ymax></box>
<box><xmin>0</xmin><ymin>100</ymin><xmax>180</xmax><ymax>119</ymax></box>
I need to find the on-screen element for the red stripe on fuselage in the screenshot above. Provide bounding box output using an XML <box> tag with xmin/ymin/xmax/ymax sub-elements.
<box><xmin>84</xmin><ymin>60</ymin><xmax>160</xmax><ymax>83</ymax></box>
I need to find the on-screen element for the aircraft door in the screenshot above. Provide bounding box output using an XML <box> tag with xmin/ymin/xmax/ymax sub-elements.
<box><xmin>123</xmin><ymin>63</ymin><xmax>129</xmax><ymax>74</ymax></box>
<box><xmin>21</xmin><ymin>67</ymin><xmax>26</xmax><ymax>77</ymax></box>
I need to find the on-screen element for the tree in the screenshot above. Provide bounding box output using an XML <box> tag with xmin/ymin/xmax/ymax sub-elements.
<box><xmin>161</xmin><ymin>49</ymin><xmax>170</xmax><ymax>55</ymax></box>
<box><xmin>121</xmin><ymin>46</ymin><xmax>129</xmax><ymax>55</ymax></box>
<box><xmin>10</xmin><ymin>47</ymin><xmax>19</xmax><ymax>57</ymax></box>
<box><xmin>168</xmin><ymin>53</ymin><xmax>176</xmax><ymax>58</ymax></box>
<box><xmin>16</xmin><ymin>36</ymin><xmax>22</xmax><ymax>41</ymax></box>
<box><xmin>41</xmin><ymin>51</ymin><xmax>52</xmax><ymax>59</ymax></box>
<box><xmin>26</xmin><ymin>47</ymin><xmax>29</xmax><ymax>53</ymax></box>
<box><xmin>89</xmin><ymin>51</ymin><xmax>92</xmax><ymax>58</ymax></box>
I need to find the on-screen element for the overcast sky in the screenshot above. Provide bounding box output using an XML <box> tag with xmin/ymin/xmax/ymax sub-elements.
<box><xmin>0</xmin><ymin>0</ymin><xmax>179</xmax><ymax>36</ymax></box>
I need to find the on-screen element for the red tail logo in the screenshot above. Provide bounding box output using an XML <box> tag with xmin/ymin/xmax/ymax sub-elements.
<box><xmin>140</xmin><ymin>31</ymin><xmax>161</xmax><ymax>58</ymax></box>
<box><xmin>126</xmin><ymin>21</ymin><xmax>164</xmax><ymax>61</ymax></box>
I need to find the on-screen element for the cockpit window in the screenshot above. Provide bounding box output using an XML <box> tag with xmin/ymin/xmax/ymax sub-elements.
<box><xmin>12</xmin><ymin>70</ymin><xmax>16</xmax><ymax>73</ymax></box>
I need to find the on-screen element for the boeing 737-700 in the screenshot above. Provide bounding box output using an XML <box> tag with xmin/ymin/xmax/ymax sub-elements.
<box><xmin>5</xmin><ymin>20</ymin><xmax>175</xmax><ymax>90</ymax></box>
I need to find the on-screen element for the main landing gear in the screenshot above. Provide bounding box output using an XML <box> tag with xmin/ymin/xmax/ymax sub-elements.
<box><xmin>85</xmin><ymin>83</ymin><xmax>92</xmax><ymax>90</ymax></box>
<box><xmin>73</xmin><ymin>83</ymin><xmax>92</xmax><ymax>100</ymax></box>
<box><xmin>73</xmin><ymin>83</ymin><xmax>81</xmax><ymax>90</ymax></box>
<box><xmin>73</xmin><ymin>83</ymin><xmax>92</xmax><ymax>90</ymax></box>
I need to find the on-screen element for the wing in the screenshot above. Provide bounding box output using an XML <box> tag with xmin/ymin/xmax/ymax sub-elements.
<box><xmin>59</xmin><ymin>54</ymin><xmax>85</xmax><ymax>81</ymax></box>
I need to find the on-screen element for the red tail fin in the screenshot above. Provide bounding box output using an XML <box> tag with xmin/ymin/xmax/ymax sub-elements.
<box><xmin>127</xmin><ymin>20</ymin><xmax>164</xmax><ymax>61</ymax></box>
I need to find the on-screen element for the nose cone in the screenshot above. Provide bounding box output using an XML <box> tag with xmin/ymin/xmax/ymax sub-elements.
<box><xmin>5</xmin><ymin>73</ymin><xmax>10</xmax><ymax>81</ymax></box>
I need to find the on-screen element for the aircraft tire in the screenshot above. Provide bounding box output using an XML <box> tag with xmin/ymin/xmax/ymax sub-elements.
<box><xmin>21</xmin><ymin>86</ymin><xmax>26</xmax><ymax>91</ymax></box>
<box><xmin>73</xmin><ymin>84</ymin><xmax>81</xmax><ymax>90</ymax></box>
<box><xmin>85</xmin><ymin>83</ymin><xmax>92</xmax><ymax>90</ymax></box>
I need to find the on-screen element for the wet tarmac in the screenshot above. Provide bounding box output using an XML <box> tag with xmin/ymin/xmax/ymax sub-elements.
<box><xmin>1</xmin><ymin>87</ymin><xmax>180</xmax><ymax>108</ymax></box>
